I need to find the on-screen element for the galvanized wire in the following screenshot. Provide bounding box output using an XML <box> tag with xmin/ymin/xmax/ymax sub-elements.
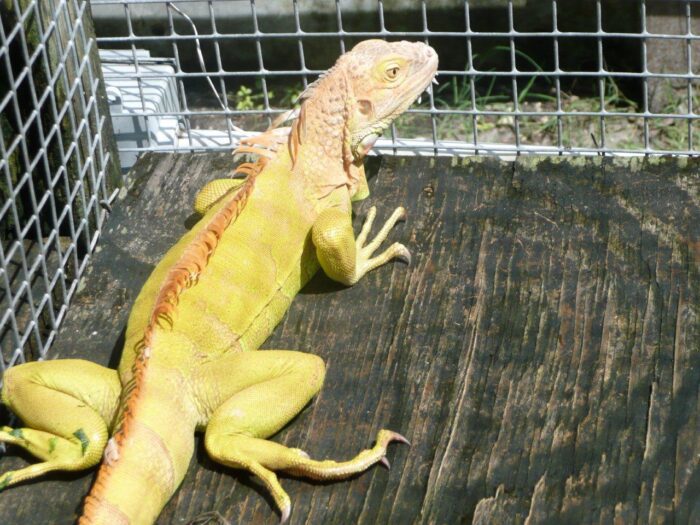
<box><xmin>0</xmin><ymin>0</ymin><xmax>114</xmax><ymax>374</ymax></box>
<box><xmin>88</xmin><ymin>0</ymin><xmax>700</xmax><ymax>157</ymax></box>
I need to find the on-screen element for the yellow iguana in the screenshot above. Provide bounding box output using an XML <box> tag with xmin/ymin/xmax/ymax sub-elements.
<box><xmin>0</xmin><ymin>39</ymin><xmax>438</xmax><ymax>524</ymax></box>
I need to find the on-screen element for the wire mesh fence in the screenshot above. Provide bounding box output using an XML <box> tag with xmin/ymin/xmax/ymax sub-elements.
<box><xmin>0</xmin><ymin>0</ymin><xmax>118</xmax><ymax>374</ymax></box>
<box><xmin>2</xmin><ymin>0</ymin><xmax>700</xmax><ymax>374</ymax></box>
<box><xmin>90</xmin><ymin>0</ymin><xmax>700</xmax><ymax>157</ymax></box>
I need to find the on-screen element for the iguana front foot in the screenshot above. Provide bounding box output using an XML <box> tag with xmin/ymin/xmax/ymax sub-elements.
<box><xmin>312</xmin><ymin>204</ymin><xmax>411</xmax><ymax>286</ymax></box>
<box><xmin>354</xmin><ymin>206</ymin><xmax>411</xmax><ymax>283</ymax></box>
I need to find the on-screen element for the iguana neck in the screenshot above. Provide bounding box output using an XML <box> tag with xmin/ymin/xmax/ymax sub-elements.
<box><xmin>292</xmin><ymin>68</ymin><xmax>360</xmax><ymax>200</ymax></box>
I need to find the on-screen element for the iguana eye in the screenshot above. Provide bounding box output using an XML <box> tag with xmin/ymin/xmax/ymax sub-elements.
<box><xmin>385</xmin><ymin>65</ymin><xmax>400</xmax><ymax>81</ymax></box>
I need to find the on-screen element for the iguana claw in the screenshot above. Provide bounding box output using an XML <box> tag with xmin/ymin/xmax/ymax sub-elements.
<box><xmin>280</xmin><ymin>504</ymin><xmax>291</xmax><ymax>524</ymax></box>
<box><xmin>376</xmin><ymin>430</ymin><xmax>410</xmax><ymax>448</ymax></box>
<box><xmin>394</xmin><ymin>244</ymin><xmax>412</xmax><ymax>265</ymax></box>
<box><xmin>390</xmin><ymin>432</ymin><xmax>410</xmax><ymax>446</ymax></box>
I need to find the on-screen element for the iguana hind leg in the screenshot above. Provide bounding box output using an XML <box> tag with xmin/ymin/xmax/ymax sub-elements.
<box><xmin>200</xmin><ymin>350</ymin><xmax>405</xmax><ymax>522</ymax></box>
<box><xmin>0</xmin><ymin>359</ymin><xmax>120</xmax><ymax>489</ymax></box>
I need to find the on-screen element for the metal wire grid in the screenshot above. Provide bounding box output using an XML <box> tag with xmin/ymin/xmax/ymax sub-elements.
<box><xmin>0</xmin><ymin>0</ymin><xmax>115</xmax><ymax>373</ymax></box>
<box><xmin>90</xmin><ymin>0</ymin><xmax>700</xmax><ymax>156</ymax></box>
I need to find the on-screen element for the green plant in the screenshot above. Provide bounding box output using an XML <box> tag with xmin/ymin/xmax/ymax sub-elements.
<box><xmin>649</xmin><ymin>87</ymin><xmax>700</xmax><ymax>151</ymax></box>
<box><xmin>434</xmin><ymin>46</ymin><xmax>556</xmax><ymax>110</ymax></box>
<box><xmin>228</xmin><ymin>81</ymin><xmax>307</xmax><ymax>112</ymax></box>
<box><xmin>229</xmin><ymin>84</ymin><xmax>274</xmax><ymax>111</ymax></box>
<box><xmin>277</xmin><ymin>84</ymin><xmax>305</xmax><ymax>108</ymax></box>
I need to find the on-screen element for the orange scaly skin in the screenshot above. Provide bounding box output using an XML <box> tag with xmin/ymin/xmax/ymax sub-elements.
<box><xmin>0</xmin><ymin>40</ymin><xmax>438</xmax><ymax>524</ymax></box>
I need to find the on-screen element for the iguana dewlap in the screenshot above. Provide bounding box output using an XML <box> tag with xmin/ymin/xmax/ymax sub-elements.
<box><xmin>0</xmin><ymin>39</ymin><xmax>438</xmax><ymax>524</ymax></box>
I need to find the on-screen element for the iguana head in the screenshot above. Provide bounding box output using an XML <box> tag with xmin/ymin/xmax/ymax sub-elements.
<box><xmin>341</xmin><ymin>39</ymin><xmax>439</xmax><ymax>159</ymax></box>
<box><xmin>292</xmin><ymin>40</ymin><xmax>438</xmax><ymax>165</ymax></box>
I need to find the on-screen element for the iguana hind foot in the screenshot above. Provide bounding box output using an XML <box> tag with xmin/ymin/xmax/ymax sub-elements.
<box><xmin>206</xmin><ymin>430</ymin><xmax>407</xmax><ymax>523</ymax></box>
<box><xmin>200</xmin><ymin>350</ymin><xmax>407</xmax><ymax>522</ymax></box>
<box><xmin>282</xmin><ymin>429</ymin><xmax>409</xmax><ymax>479</ymax></box>
<box><xmin>202</xmin><ymin>350</ymin><xmax>325</xmax><ymax>522</ymax></box>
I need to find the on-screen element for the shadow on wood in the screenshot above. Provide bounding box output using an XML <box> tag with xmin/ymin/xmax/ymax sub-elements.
<box><xmin>0</xmin><ymin>153</ymin><xmax>698</xmax><ymax>524</ymax></box>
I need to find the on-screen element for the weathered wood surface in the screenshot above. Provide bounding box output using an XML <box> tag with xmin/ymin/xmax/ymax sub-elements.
<box><xmin>0</xmin><ymin>152</ymin><xmax>698</xmax><ymax>524</ymax></box>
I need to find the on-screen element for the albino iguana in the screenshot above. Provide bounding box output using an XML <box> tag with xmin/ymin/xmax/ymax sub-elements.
<box><xmin>0</xmin><ymin>39</ymin><xmax>438</xmax><ymax>524</ymax></box>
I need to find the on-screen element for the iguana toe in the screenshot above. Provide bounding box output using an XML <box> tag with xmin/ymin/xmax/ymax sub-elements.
<box><xmin>351</xmin><ymin>207</ymin><xmax>411</xmax><ymax>282</ymax></box>
<box><xmin>378</xmin><ymin>430</ymin><xmax>410</xmax><ymax>446</ymax></box>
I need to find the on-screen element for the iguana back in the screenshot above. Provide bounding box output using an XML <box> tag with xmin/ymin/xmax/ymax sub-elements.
<box><xmin>120</xmin><ymin>148</ymin><xmax>317</xmax><ymax>370</ymax></box>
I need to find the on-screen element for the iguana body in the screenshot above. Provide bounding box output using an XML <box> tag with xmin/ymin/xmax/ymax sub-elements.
<box><xmin>0</xmin><ymin>40</ymin><xmax>438</xmax><ymax>524</ymax></box>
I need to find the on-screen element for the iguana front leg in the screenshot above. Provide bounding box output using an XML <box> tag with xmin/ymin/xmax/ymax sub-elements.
<box><xmin>312</xmin><ymin>205</ymin><xmax>410</xmax><ymax>286</ymax></box>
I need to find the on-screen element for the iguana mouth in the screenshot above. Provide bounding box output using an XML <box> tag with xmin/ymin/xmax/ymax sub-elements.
<box><xmin>354</xmin><ymin>131</ymin><xmax>382</xmax><ymax>159</ymax></box>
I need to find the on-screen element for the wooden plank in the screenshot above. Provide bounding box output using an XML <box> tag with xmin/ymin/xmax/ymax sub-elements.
<box><xmin>646</xmin><ymin>2</ymin><xmax>700</xmax><ymax>113</ymax></box>
<box><xmin>0</xmin><ymin>153</ymin><xmax>698</xmax><ymax>524</ymax></box>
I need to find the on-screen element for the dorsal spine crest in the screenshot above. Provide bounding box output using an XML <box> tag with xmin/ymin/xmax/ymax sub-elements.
<box><xmin>80</xmin><ymin>151</ymin><xmax>271</xmax><ymax>522</ymax></box>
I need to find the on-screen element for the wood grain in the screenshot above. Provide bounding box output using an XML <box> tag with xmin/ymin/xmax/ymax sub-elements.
<box><xmin>0</xmin><ymin>153</ymin><xmax>698</xmax><ymax>524</ymax></box>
